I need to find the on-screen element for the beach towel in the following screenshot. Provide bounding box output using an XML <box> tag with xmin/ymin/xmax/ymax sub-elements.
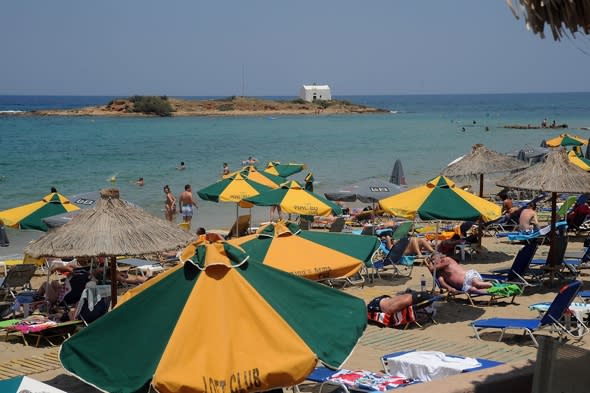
<box><xmin>5</xmin><ymin>315</ymin><xmax>58</xmax><ymax>334</ymax></box>
<box><xmin>487</xmin><ymin>283</ymin><xmax>523</xmax><ymax>297</ymax></box>
<box><xmin>384</xmin><ymin>351</ymin><xmax>481</xmax><ymax>382</ymax></box>
<box><xmin>328</xmin><ymin>369</ymin><xmax>416</xmax><ymax>391</ymax></box>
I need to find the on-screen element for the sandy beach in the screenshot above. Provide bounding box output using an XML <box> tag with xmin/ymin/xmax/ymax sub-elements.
<box><xmin>0</xmin><ymin>231</ymin><xmax>587</xmax><ymax>392</ymax></box>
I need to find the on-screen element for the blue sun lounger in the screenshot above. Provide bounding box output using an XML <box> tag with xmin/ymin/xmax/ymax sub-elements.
<box><xmin>481</xmin><ymin>241</ymin><xmax>538</xmax><ymax>287</ymax></box>
<box><xmin>472</xmin><ymin>280</ymin><xmax>584</xmax><ymax>347</ymax></box>
<box><xmin>505</xmin><ymin>221</ymin><xmax>567</xmax><ymax>242</ymax></box>
<box><xmin>381</xmin><ymin>350</ymin><xmax>503</xmax><ymax>381</ymax></box>
<box><xmin>296</xmin><ymin>366</ymin><xmax>419</xmax><ymax>393</ymax></box>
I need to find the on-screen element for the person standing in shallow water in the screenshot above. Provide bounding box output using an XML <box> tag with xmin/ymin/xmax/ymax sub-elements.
<box><xmin>222</xmin><ymin>162</ymin><xmax>230</xmax><ymax>176</ymax></box>
<box><xmin>179</xmin><ymin>184</ymin><xmax>197</xmax><ymax>227</ymax></box>
<box><xmin>163</xmin><ymin>185</ymin><xmax>176</xmax><ymax>222</ymax></box>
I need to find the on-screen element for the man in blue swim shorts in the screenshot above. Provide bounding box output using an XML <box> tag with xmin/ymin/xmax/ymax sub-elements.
<box><xmin>179</xmin><ymin>184</ymin><xmax>198</xmax><ymax>228</ymax></box>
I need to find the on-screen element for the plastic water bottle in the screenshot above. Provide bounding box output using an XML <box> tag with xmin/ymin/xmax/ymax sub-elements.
<box><xmin>420</xmin><ymin>274</ymin><xmax>426</xmax><ymax>292</ymax></box>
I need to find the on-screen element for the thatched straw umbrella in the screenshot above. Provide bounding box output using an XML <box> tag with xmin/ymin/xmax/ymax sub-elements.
<box><xmin>507</xmin><ymin>0</ymin><xmax>590</xmax><ymax>40</ymax></box>
<box><xmin>442</xmin><ymin>144</ymin><xmax>528</xmax><ymax>245</ymax></box>
<box><xmin>497</xmin><ymin>149</ymin><xmax>590</xmax><ymax>265</ymax></box>
<box><xmin>442</xmin><ymin>144</ymin><xmax>529</xmax><ymax>198</ymax></box>
<box><xmin>25</xmin><ymin>189</ymin><xmax>194</xmax><ymax>307</ymax></box>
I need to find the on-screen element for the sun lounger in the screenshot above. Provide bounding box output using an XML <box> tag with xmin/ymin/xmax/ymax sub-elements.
<box><xmin>225</xmin><ymin>214</ymin><xmax>251</xmax><ymax>239</ymax></box>
<box><xmin>472</xmin><ymin>280</ymin><xmax>587</xmax><ymax>347</ymax></box>
<box><xmin>371</xmin><ymin>238</ymin><xmax>414</xmax><ymax>280</ymax></box>
<box><xmin>5</xmin><ymin>316</ymin><xmax>83</xmax><ymax>347</ymax></box>
<box><xmin>430</xmin><ymin>266</ymin><xmax>520</xmax><ymax>307</ymax></box>
<box><xmin>528</xmin><ymin>231</ymin><xmax>579</xmax><ymax>282</ymax></box>
<box><xmin>0</xmin><ymin>264</ymin><xmax>36</xmax><ymax>301</ymax></box>
<box><xmin>381</xmin><ymin>350</ymin><xmax>503</xmax><ymax>382</ymax></box>
<box><xmin>296</xmin><ymin>366</ymin><xmax>419</xmax><ymax>393</ymax></box>
<box><xmin>482</xmin><ymin>240</ymin><xmax>538</xmax><ymax>288</ymax></box>
<box><xmin>118</xmin><ymin>258</ymin><xmax>164</xmax><ymax>278</ymax></box>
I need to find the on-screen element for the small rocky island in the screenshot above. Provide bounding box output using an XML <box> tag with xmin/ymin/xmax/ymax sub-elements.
<box><xmin>24</xmin><ymin>96</ymin><xmax>389</xmax><ymax>117</ymax></box>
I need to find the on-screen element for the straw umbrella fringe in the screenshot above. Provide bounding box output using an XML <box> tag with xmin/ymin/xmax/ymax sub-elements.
<box><xmin>507</xmin><ymin>0</ymin><xmax>590</xmax><ymax>40</ymax></box>
<box><xmin>496</xmin><ymin>149</ymin><xmax>590</xmax><ymax>265</ymax></box>
<box><xmin>25</xmin><ymin>189</ymin><xmax>194</xmax><ymax>306</ymax></box>
<box><xmin>442</xmin><ymin>144</ymin><xmax>528</xmax><ymax>197</ymax></box>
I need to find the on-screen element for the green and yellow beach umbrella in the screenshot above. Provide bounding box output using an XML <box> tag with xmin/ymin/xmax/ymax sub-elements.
<box><xmin>227</xmin><ymin>165</ymin><xmax>287</xmax><ymax>189</ymax></box>
<box><xmin>378</xmin><ymin>176</ymin><xmax>501</xmax><ymax>222</ymax></box>
<box><xmin>546</xmin><ymin>133</ymin><xmax>587</xmax><ymax>147</ymax></box>
<box><xmin>244</xmin><ymin>180</ymin><xmax>342</xmax><ymax>217</ymax></box>
<box><xmin>0</xmin><ymin>192</ymin><xmax>79</xmax><ymax>231</ymax></box>
<box><xmin>60</xmin><ymin>241</ymin><xmax>366</xmax><ymax>393</ymax></box>
<box><xmin>198</xmin><ymin>173</ymin><xmax>274</xmax><ymax>236</ymax></box>
<box><xmin>568</xmin><ymin>150</ymin><xmax>590</xmax><ymax>171</ymax></box>
<box><xmin>225</xmin><ymin>220</ymin><xmax>379</xmax><ymax>280</ymax></box>
<box><xmin>198</xmin><ymin>173</ymin><xmax>272</xmax><ymax>205</ymax></box>
<box><xmin>263</xmin><ymin>161</ymin><xmax>306</xmax><ymax>177</ymax></box>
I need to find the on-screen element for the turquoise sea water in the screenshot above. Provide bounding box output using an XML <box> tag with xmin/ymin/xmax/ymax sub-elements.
<box><xmin>1</xmin><ymin>93</ymin><xmax>590</xmax><ymax>230</ymax></box>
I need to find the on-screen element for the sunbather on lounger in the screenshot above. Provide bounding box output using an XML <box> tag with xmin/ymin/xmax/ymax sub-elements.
<box><xmin>384</xmin><ymin>236</ymin><xmax>434</xmax><ymax>258</ymax></box>
<box><xmin>367</xmin><ymin>290</ymin><xmax>435</xmax><ymax>314</ymax></box>
<box><xmin>426</xmin><ymin>253</ymin><xmax>492</xmax><ymax>294</ymax></box>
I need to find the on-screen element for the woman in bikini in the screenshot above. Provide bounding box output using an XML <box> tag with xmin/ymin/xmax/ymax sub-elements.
<box><xmin>163</xmin><ymin>185</ymin><xmax>177</xmax><ymax>222</ymax></box>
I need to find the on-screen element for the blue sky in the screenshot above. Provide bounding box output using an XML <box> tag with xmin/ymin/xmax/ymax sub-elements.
<box><xmin>2</xmin><ymin>1</ymin><xmax>590</xmax><ymax>96</ymax></box>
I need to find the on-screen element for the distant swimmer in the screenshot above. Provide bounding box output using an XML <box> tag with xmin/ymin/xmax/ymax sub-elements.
<box><xmin>108</xmin><ymin>174</ymin><xmax>117</xmax><ymax>183</ymax></box>
<box><xmin>485</xmin><ymin>126</ymin><xmax>490</xmax><ymax>131</ymax></box>
<box><xmin>461</xmin><ymin>127</ymin><xmax>466</xmax><ymax>132</ymax></box>
<box><xmin>177</xmin><ymin>161</ymin><xmax>186</xmax><ymax>170</ymax></box>
<box><xmin>222</xmin><ymin>162</ymin><xmax>230</xmax><ymax>176</ymax></box>
<box><xmin>242</xmin><ymin>156</ymin><xmax>258</xmax><ymax>166</ymax></box>
<box><xmin>135</xmin><ymin>177</ymin><xmax>144</xmax><ymax>186</ymax></box>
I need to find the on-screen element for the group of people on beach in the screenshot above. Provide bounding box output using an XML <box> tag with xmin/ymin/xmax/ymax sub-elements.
<box><xmin>158</xmin><ymin>161</ymin><xmax>198</xmax><ymax>226</ymax></box>
<box><xmin>164</xmin><ymin>184</ymin><xmax>197</xmax><ymax>226</ymax></box>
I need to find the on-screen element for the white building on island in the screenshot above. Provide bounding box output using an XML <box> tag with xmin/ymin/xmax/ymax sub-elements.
<box><xmin>300</xmin><ymin>85</ymin><xmax>331</xmax><ymax>102</ymax></box>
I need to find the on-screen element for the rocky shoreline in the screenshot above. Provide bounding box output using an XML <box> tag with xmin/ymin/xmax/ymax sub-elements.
<box><xmin>3</xmin><ymin>96</ymin><xmax>390</xmax><ymax>117</ymax></box>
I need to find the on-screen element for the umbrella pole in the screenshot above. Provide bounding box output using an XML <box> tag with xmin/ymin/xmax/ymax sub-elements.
<box><xmin>548</xmin><ymin>192</ymin><xmax>558</xmax><ymax>268</ymax></box>
<box><xmin>110</xmin><ymin>256</ymin><xmax>118</xmax><ymax>308</ymax></box>
<box><xmin>44</xmin><ymin>258</ymin><xmax>51</xmax><ymax>316</ymax></box>
<box><xmin>235</xmin><ymin>204</ymin><xmax>239</xmax><ymax>238</ymax></box>
<box><xmin>477</xmin><ymin>174</ymin><xmax>484</xmax><ymax>247</ymax></box>
<box><xmin>431</xmin><ymin>220</ymin><xmax>440</xmax><ymax>292</ymax></box>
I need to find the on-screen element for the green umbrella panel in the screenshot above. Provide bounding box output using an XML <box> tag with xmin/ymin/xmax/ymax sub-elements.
<box><xmin>560</xmin><ymin>135</ymin><xmax>584</xmax><ymax>147</ymax></box>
